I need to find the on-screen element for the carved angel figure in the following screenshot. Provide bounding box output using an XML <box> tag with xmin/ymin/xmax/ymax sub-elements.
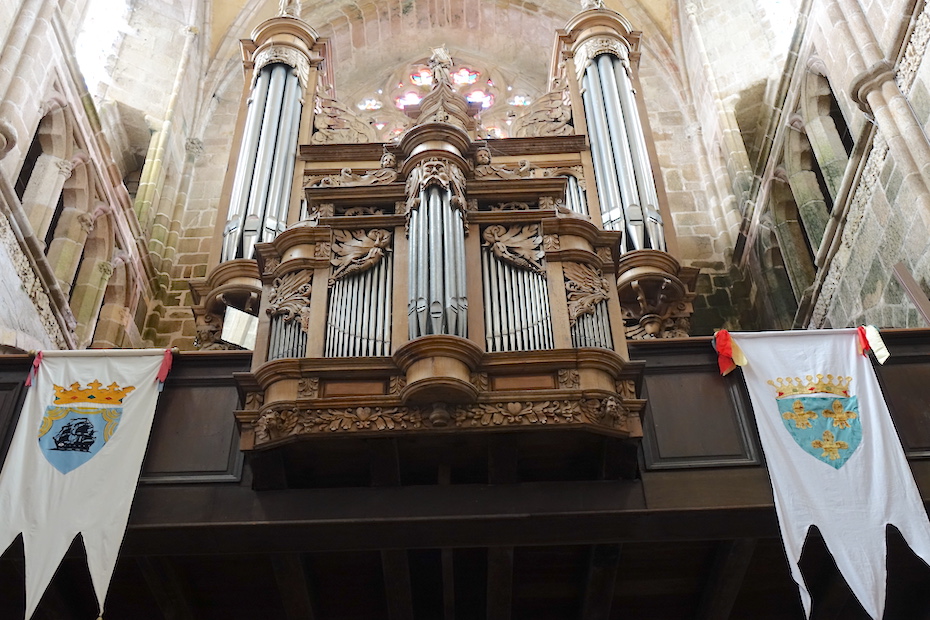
<box><xmin>563</xmin><ymin>262</ymin><xmax>610</xmax><ymax>324</ymax></box>
<box><xmin>329</xmin><ymin>229</ymin><xmax>392</xmax><ymax>284</ymax></box>
<box><xmin>429</xmin><ymin>46</ymin><xmax>453</xmax><ymax>86</ymax></box>
<box><xmin>482</xmin><ymin>225</ymin><xmax>544</xmax><ymax>273</ymax></box>
<box><xmin>473</xmin><ymin>148</ymin><xmax>534</xmax><ymax>179</ymax></box>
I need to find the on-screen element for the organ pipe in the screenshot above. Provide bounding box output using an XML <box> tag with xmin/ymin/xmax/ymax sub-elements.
<box><xmin>222</xmin><ymin>63</ymin><xmax>303</xmax><ymax>261</ymax></box>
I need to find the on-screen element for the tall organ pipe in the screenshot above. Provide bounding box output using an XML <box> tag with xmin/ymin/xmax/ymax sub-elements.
<box><xmin>597</xmin><ymin>54</ymin><xmax>644</xmax><ymax>250</ymax></box>
<box><xmin>408</xmin><ymin>186</ymin><xmax>467</xmax><ymax>338</ymax></box>
<box><xmin>582</xmin><ymin>68</ymin><xmax>625</xmax><ymax>232</ymax></box>
<box><xmin>612</xmin><ymin>57</ymin><xmax>665</xmax><ymax>250</ymax></box>
<box><xmin>222</xmin><ymin>63</ymin><xmax>303</xmax><ymax>261</ymax></box>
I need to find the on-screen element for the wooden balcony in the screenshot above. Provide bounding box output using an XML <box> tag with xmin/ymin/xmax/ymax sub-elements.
<box><xmin>1</xmin><ymin>331</ymin><xmax>930</xmax><ymax>617</ymax></box>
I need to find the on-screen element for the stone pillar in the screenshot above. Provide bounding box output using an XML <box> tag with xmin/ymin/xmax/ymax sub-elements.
<box><xmin>23</xmin><ymin>154</ymin><xmax>73</xmax><ymax>242</ymax></box>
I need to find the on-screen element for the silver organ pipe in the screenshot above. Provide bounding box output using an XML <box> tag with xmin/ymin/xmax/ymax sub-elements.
<box><xmin>596</xmin><ymin>54</ymin><xmax>644</xmax><ymax>250</ymax></box>
<box><xmin>222</xmin><ymin>63</ymin><xmax>303</xmax><ymax>261</ymax></box>
<box><xmin>612</xmin><ymin>56</ymin><xmax>665</xmax><ymax>250</ymax></box>
<box><xmin>481</xmin><ymin>246</ymin><xmax>554</xmax><ymax>353</ymax></box>
<box><xmin>222</xmin><ymin>66</ymin><xmax>270</xmax><ymax>261</ymax></box>
<box><xmin>407</xmin><ymin>186</ymin><xmax>468</xmax><ymax>338</ymax></box>
<box><xmin>570</xmin><ymin>302</ymin><xmax>612</xmax><ymax>349</ymax></box>
<box><xmin>565</xmin><ymin>175</ymin><xmax>587</xmax><ymax>216</ymax></box>
<box><xmin>268</xmin><ymin>315</ymin><xmax>308</xmax><ymax>361</ymax></box>
<box><xmin>325</xmin><ymin>253</ymin><xmax>394</xmax><ymax>357</ymax></box>
<box><xmin>582</xmin><ymin>51</ymin><xmax>666</xmax><ymax>253</ymax></box>
<box><xmin>582</xmin><ymin>66</ymin><xmax>625</xmax><ymax>234</ymax></box>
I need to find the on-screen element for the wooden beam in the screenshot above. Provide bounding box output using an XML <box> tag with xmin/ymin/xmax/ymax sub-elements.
<box><xmin>270</xmin><ymin>554</ymin><xmax>317</xmax><ymax>620</ymax></box>
<box><xmin>124</xmin><ymin>479</ymin><xmax>790</xmax><ymax>555</ymax></box>
<box><xmin>695</xmin><ymin>538</ymin><xmax>756</xmax><ymax>620</ymax></box>
<box><xmin>580</xmin><ymin>544</ymin><xmax>622</xmax><ymax>620</ymax></box>
<box><xmin>137</xmin><ymin>557</ymin><xmax>197</xmax><ymax>620</ymax></box>
<box><xmin>441</xmin><ymin>548</ymin><xmax>455</xmax><ymax>620</ymax></box>
<box><xmin>486</xmin><ymin>547</ymin><xmax>513</xmax><ymax>620</ymax></box>
<box><xmin>381</xmin><ymin>550</ymin><xmax>415</xmax><ymax>620</ymax></box>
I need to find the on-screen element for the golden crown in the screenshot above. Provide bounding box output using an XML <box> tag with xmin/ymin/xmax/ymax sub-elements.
<box><xmin>52</xmin><ymin>380</ymin><xmax>136</xmax><ymax>405</ymax></box>
<box><xmin>767</xmin><ymin>375</ymin><xmax>851</xmax><ymax>398</ymax></box>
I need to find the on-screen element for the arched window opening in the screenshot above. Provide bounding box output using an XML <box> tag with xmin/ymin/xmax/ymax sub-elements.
<box><xmin>828</xmin><ymin>89</ymin><xmax>854</xmax><ymax>156</ymax></box>
<box><xmin>15</xmin><ymin>134</ymin><xmax>42</xmax><ymax>200</ymax></box>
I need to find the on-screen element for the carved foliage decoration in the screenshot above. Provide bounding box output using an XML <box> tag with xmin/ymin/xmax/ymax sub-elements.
<box><xmin>563</xmin><ymin>262</ymin><xmax>610</xmax><ymax>325</ymax></box>
<box><xmin>511</xmin><ymin>88</ymin><xmax>573</xmax><ymax>138</ymax></box>
<box><xmin>251</xmin><ymin>397</ymin><xmax>634</xmax><ymax>444</ymax></box>
<box><xmin>482</xmin><ymin>224</ymin><xmax>544</xmax><ymax>274</ymax></box>
<box><xmin>329</xmin><ymin>229</ymin><xmax>392</xmax><ymax>284</ymax></box>
<box><xmin>254</xmin><ymin>45</ymin><xmax>310</xmax><ymax>89</ymax></box>
<box><xmin>574</xmin><ymin>36</ymin><xmax>631</xmax><ymax>81</ymax></box>
<box><xmin>558</xmin><ymin>369</ymin><xmax>580</xmax><ymax>389</ymax></box>
<box><xmin>311</xmin><ymin>97</ymin><xmax>376</xmax><ymax>145</ymax></box>
<box><xmin>298</xmin><ymin>377</ymin><xmax>319</xmax><ymax>398</ymax></box>
<box><xmin>267</xmin><ymin>270</ymin><xmax>313</xmax><ymax>328</ymax></box>
<box><xmin>405</xmin><ymin>158</ymin><xmax>467</xmax><ymax>214</ymax></box>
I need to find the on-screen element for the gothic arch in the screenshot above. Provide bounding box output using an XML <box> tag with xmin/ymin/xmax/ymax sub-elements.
<box><xmin>782</xmin><ymin>117</ymin><xmax>829</xmax><ymax>253</ymax></box>
<box><xmin>799</xmin><ymin>64</ymin><xmax>850</xmax><ymax>200</ymax></box>
<box><xmin>769</xmin><ymin>173</ymin><xmax>815</xmax><ymax>301</ymax></box>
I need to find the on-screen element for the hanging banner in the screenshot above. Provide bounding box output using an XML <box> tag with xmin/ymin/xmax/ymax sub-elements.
<box><xmin>0</xmin><ymin>349</ymin><xmax>171</xmax><ymax>619</ymax></box>
<box><xmin>719</xmin><ymin>329</ymin><xmax>930</xmax><ymax>619</ymax></box>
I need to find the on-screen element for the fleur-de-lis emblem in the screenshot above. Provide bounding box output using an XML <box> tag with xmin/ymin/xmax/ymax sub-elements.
<box><xmin>811</xmin><ymin>430</ymin><xmax>849</xmax><ymax>461</ymax></box>
<box><xmin>822</xmin><ymin>399</ymin><xmax>858</xmax><ymax>429</ymax></box>
<box><xmin>782</xmin><ymin>399</ymin><xmax>818</xmax><ymax>429</ymax></box>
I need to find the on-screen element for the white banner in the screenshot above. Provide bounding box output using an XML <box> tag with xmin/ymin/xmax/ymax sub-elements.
<box><xmin>727</xmin><ymin>329</ymin><xmax>930</xmax><ymax>619</ymax></box>
<box><xmin>0</xmin><ymin>349</ymin><xmax>170</xmax><ymax>619</ymax></box>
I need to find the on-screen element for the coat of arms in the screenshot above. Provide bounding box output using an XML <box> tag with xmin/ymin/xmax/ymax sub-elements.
<box><xmin>36</xmin><ymin>380</ymin><xmax>135</xmax><ymax>474</ymax></box>
<box><xmin>769</xmin><ymin>374</ymin><xmax>862</xmax><ymax>469</ymax></box>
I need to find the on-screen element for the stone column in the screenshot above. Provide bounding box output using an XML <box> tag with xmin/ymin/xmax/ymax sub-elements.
<box><xmin>23</xmin><ymin>154</ymin><xmax>73</xmax><ymax>242</ymax></box>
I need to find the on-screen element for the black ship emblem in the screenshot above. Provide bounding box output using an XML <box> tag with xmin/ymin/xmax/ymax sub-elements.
<box><xmin>51</xmin><ymin>417</ymin><xmax>96</xmax><ymax>452</ymax></box>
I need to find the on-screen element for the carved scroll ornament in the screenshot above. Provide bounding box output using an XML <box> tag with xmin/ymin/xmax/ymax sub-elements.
<box><xmin>511</xmin><ymin>89</ymin><xmax>574</xmax><ymax>138</ymax></box>
<box><xmin>311</xmin><ymin>97</ymin><xmax>376</xmax><ymax>145</ymax></box>
<box><xmin>482</xmin><ymin>224</ymin><xmax>544</xmax><ymax>274</ymax></box>
<box><xmin>563</xmin><ymin>262</ymin><xmax>610</xmax><ymax>325</ymax></box>
<box><xmin>329</xmin><ymin>228</ymin><xmax>392</xmax><ymax>284</ymax></box>
<box><xmin>266</xmin><ymin>270</ymin><xmax>313</xmax><ymax>329</ymax></box>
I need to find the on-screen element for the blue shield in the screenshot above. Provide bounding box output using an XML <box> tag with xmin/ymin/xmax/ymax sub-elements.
<box><xmin>777</xmin><ymin>395</ymin><xmax>862</xmax><ymax>469</ymax></box>
<box><xmin>37</xmin><ymin>405</ymin><xmax>122</xmax><ymax>474</ymax></box>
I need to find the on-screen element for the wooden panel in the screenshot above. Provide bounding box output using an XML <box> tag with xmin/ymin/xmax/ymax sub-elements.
<box><xmin>490</xmin><ymin>374</ymin><xmax>556</xmax><ymax>390</ymax></box>
<box><xmin>140</xmin><ymin>352</ymin><xmax>251</xmax><ymax>483</ymax></box>
<box><xmin>0</xmin><ymin>357</ymin><xmax>31</xmax><ymax>468</ymax></box>
<box><xmin>631</xmin><ymin>340</ymin><xmax>760</xmax><ymax>469</ymax></box>
<box><xmin>322</xmin><ymin>379</ymin><xmax>387</xmax><ymax>396</ymax></box>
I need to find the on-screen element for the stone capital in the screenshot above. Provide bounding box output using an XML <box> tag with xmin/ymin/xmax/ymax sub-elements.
<box><xmin>850</xmin><ymin>60</ymin><xmax>895</xmax><ymax>114</ymax></box>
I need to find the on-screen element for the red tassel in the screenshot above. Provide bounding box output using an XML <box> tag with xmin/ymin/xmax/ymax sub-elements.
<box><xmin>157</xmin><ymin>349</ymin><xmax>173</xmax><ymax>383</ymax></box>
<box><xmin>715</xmin><ymin>330</ymin><xmax>736</xmax><ymax>376</ymax></box>
<box><xmin>857</xmin><ymin>325</ymin><xmax>870</xmax><ymax>357</ymax></box>
<box><xmin>25</xmin><ymin>351</ymin><xmax>43</xmax><ymax>387</ymax></box>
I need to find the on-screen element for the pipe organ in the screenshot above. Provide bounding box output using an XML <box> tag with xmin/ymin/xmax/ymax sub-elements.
<box><xmin>202</xmin><ymin>4</ymin><xmax>701</xmax><ymax>455</ymax></box>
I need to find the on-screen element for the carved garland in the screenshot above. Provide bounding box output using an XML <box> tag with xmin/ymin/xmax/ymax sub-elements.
<box><xmin>266</xmin><ymin>269</ymin><xmax>313</xmax><ymax>329</ymax></box>
<box><xmin>563</xmin><ymin>262</ymin><xmax>611</xmax><ymax>325</ymax></box>
<box><xmin>482</xmin><ymin>224</ymin><xmax>545</xmax><ymax>274</ymax></box>
<box><xmin>329</xmin><ymin>229</ymin><xmax>392</xmax><ymax>285</ymax></box>
<box><xmin>252</xmin><ymin>397</ymin><xmax>632</xmax><ymax>444</ymax></box>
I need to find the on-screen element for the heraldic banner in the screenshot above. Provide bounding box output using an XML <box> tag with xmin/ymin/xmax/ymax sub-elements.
<box><xmin>719</xmin><ymin>329</ymin><xmax>930</xmax><ymax>619</ymax></box>
<box><xmin>0</xmin><ymin>349</ymin><xmax>171</xmax><ymax>620</ymax></box>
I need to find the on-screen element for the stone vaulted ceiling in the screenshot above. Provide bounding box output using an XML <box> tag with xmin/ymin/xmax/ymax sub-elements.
<box><xmin>205</xmin><ymin>0</ymin><xmax>677</xmax><ymax>106</ymax></box>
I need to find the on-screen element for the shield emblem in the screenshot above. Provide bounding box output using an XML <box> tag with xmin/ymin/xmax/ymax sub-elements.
<box><xmin>37</xmin><ymin>405</ymin><xmax>122</xmax><ymax>474</ymax></box>
<box><xmin>777</xmin><ymin>395</ymin><xmax>862</xmax><ymax>469</ymax></box>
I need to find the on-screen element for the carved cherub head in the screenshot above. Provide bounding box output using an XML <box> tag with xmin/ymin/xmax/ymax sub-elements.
<box><xmin>381</xmin><ymin>151</ymin><xmax>396</xmax><ymax>169</ymax></box>
<box><xmin>475</xmin><ymin>148</ymin><xmax>491</xmax><ymax>165</ymax></box>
